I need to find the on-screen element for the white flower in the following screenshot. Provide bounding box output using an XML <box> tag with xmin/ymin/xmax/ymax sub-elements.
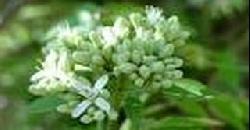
<box><xmin>113</xmin><ymin>17</ymin><xmax>130</xmax><ymax>38</ymax></box>
<box><xmin>99</xmin><ymin>18</ymin><xmax>129</xmax><ymax>48</ymax></box>
<box><xmin>71</xmin><ymin>75</ymin><xmax>111</xmax><ymax>122</ymax></box>
<box><xmin>99</xmin><ymin>27</ymin><xmax>119</xmax><ymax>47</ymax></box>
<box><xmin>30</xmin><ymin>50</ymin><xmax>72</xmax><ymax>94</ymax></box>
<box><xmin>145</xmin><ymin>6</ymin><xmax>164</xmax><ymax>25</ymax></box>
<box><xmin>47</xmin><ymin>22</ymin><xmax>81</xmax><ymax>44</ymax></box>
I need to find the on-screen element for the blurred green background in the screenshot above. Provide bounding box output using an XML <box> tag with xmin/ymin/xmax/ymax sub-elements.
<box><xmin>0</xmin><ymin>0</ymin><xmax>248</xmax><ymax>130</ymax></box>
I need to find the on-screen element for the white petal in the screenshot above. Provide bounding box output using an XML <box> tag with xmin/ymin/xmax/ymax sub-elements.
<box><xmin>94</xmin><ymin>75</ymin><xmax>109</xmax><ymax>90</ymax></box>
<box><xmin>145</xmin><ymin>6</ymin><xmax>164</xmax><ymax>25</ymax></box>
<box><xmin>44</xmin><ymin>50</ymin><xmax>58</xmax><ymax>69</ymax></box>
<box><xmin>74</xmin><ymin>64</ymin><xmax>92</xmax><ymax>72</ymax></box>
<box><xmin>95</xmin><ymin>97</ymin><xmax>110</xmax><ymax>114</ymax></box>
<box><xmin>57</xmin><ymin>51</ymin><xmax>68</xmax><ymax>71</ymax></box>
<box><xmin>113</xmin><ymin>17</ymin><xmax>129</xmax><ymax>38</ymax></box>
<box><xmin>101</xmin><ymin>27</ymin><xmax>118</xmax><ymax>45</ymax></box>
<box><xmin>30</xmin><ymin>70</ymin><xmax>46</xmax><ymax>82</ymax></box>
<box><xmin>71</xmin><ymin>100</ymin><xmax>91</xmax><ymax>118</ymax></box>
<box><xmin>71</xmin><ymin>80</ymin><xmax>93</xmax><ymax>98</ymax></box>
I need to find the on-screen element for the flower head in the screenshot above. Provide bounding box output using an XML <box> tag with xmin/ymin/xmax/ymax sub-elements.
<box><xmin>70</xmin><ymin>75</ymin><xmax>113</xmax><ymax>124</ymax></box>
<box><xmin>29</xmin><ymin>50</ymin><xmax>72</xmax><ymax>95</ymax></box>
<box><xmin>29</xmin><ymin>6</ymin><xmax>190</xmax><ymax>125</ymax></box>
<box><xmin>145</xmin><ymin>6</ymin><xmax>164</xmax><ymax>25</ymax></box>
<box><xmin>99</xmin><ymin>27</ymin><xmax>119</xmax><ymax>47</ymax></box>
<box><xmin>46</xmin><ymin>22</ymin><xmax>81</xmax><ymax>45</ymax></box>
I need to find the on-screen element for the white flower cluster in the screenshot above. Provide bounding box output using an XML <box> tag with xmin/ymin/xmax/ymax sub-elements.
<box><xmin>29</xmin><ymin>6</ymin><xmax>189</xmax><ymax>124</ymax></box>
<box><xmin>29</xmin><ymin>50</ymin><xmax>72</xmax><ymax>95</ymax></box>
<box><xmin>30</xmin><ymin>49</ymin><xmax>114</xmax><ymax>123</ymax></box>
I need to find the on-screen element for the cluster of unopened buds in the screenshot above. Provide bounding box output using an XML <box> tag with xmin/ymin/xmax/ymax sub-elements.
<box><xmin>29</xmin><ymin>6</ymin><xmax>189</xmax><ymax>124</ymax></box>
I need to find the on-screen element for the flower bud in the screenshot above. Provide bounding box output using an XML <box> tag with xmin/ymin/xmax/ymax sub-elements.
<box><xmin>129</xmin><ymin>73</ymin><xmax>138</xmax><ymax>80</ymax></box>
<box><xmin>57</xmin><ymin>101</ymin><xmax>78</xmax><ymax>114</ymax></box>
<box><xmin>112</xmin><ymin>51</ymin><xmax>130</xmax><ymax>64</ymax></box>
<box><xmin>101</xmin><ymin>89</ymin><xmax>111</xmax><ymax>98</ymax></box>
<box><xmin>93</xmin><ymin>110</ymin><xmax>105</xmax><ymax>121</ymax></box>
<box><xmin>114</xmin><ymin>17</ymin><xmax>130</xmax><ymax>38</ymax></box>
<box><xmin>139</xmin><ymin>65</ymin><xmax>151</xmax><ymax>79</ymax></box>
<box><xmin>134</xmin><ymin>78</ymin><xmax>144</xmax><ymax>87</ymax></box>
<box><xmin>131</xmin><ymin>50</ymin><xmax>142</xmax><ymax>64</ymax></box>
<box><xmin>165</xmin><ymin>70</ymin><xmax>183</xmax><ymax>79</ymax></box>
<box><xmin>108</xmin><ymin>109</ymin><xmax>118</xmax><ymax>120</ymax></box>
<box><xmin>80</xmin><ymin>114</ymin><xmax>93</xmax><ymax>124</ymax></box>
<box><xmin>89</xmin><ymin>31</ymin><xmax>102</xmax><ymax>47</ymax></box>
<box><xmin>91</xmin><ymin>55</ymin><xmax>105</xmax><ymax>65</ymax></box>
<box><xmin>143</xmin><ymin>56</ymin><xmax>157</xmax><ymax>65</ymax></box>
<box><xmin>87</xmin><ymin>106</ymin><xmax>96</xmax><ymax>115</ymax></box>
<box><xmin>72</xmin><ymin>51</ymin><xmax>90</xmax><ymax>64</ymax></box>
<box><xmin>153</xmin><ymin>74</ymin><xmax>162</xmax><ymax>81</ymax></box>
<box><xmin>164</xmin><ymin>57</ymin><xmax>183</xmax><ymax>66</ymax></box>
<box><xmin>166</xmin><ymin>16</ymin><xmax>179</xmax><ymax>31</ymax></box>
<box><xmin>74</xmin><ymin>64</ymin><xmax>92</xmax><ymax>72</ymax></box>
<box><xmin>159</xmin><ymin>44</ymin><xmax>175</xmax><ymax>58</ymax></box>
<box><xmin>116</xmin><ymin>63</ymin><xmax>137</xmax><ymax>74</ymax></box>
<box><xmin>129</xmin><ymin>13</ymin><xmax>144</xmax><ymax>28</ymax></box>
<box><xmin>28</xmin><ymin>84</ymin><xmax>46</xmax><ymax>95</ymax></box>
<box><xmin>56</xmin><ymin>104</ymin><xmax>67</xmax><ymax>112</ymax></box>
<box><xmin>150</xmin><ymin>61</ymin><xmax>164</xmax><ymax>73</ymax></box>
<box><xmin>173</xmin><ymin>70</ymin><xmax>183</xmax><ymax>79</ymax></box>
<box><xmin>160</xmin><ymin>80</ymin><xmax>173</xmax><ymax>89</ymax></box>
<box><xmin>145</xmin><ymin>6</ymin><xmax>164</xmax><ymax>25</ymax></box>
<box><xmin>57</xmin><ymin>104</ymin><xmax>71</xmax><ymax>113</ymax></box>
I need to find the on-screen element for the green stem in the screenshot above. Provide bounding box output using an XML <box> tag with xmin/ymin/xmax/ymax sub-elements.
<box><xmin>97</xmin><ymin>120</ymin><xmax>104</xmax><ymax>130</ymax></box>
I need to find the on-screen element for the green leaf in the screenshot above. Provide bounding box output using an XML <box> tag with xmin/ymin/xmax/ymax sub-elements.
<box><xmin>173</xmin><ymin>79</ymin><xmax>206</xmax><ymax>97</ymax></box>
<box><xmin>124</xmin><ymin>87</ymin><xmax>144</xmax><ymax>130</ymax></box>
<box><xmin>212</xmin><ymin>51</ymin><xmax>245</xmax><ymax>94</ymax></box>
<box><xmin>174</xmin><ymin>100</ymin><xmax>208</xmax><ymax>117</ymax></box>
<box><xmin>28</xmin><ymin>96</ymin><xmax>64</xmax><ymax>114</ymax></box>
<box><xmin>147</xmin><ymin>117</ymin><xmax>223</xmax><ymax>130</ymax></box>
<box><xmin>208</xmin><ymin>94</ymin><xmax>249</xmax><ymax>130</ymax></box>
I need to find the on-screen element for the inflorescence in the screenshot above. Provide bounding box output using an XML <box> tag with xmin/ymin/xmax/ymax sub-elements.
<box><xmin>29</xmin><ymin>6</ymin><xmax>190</xmax><ymax>124</ymax></box>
